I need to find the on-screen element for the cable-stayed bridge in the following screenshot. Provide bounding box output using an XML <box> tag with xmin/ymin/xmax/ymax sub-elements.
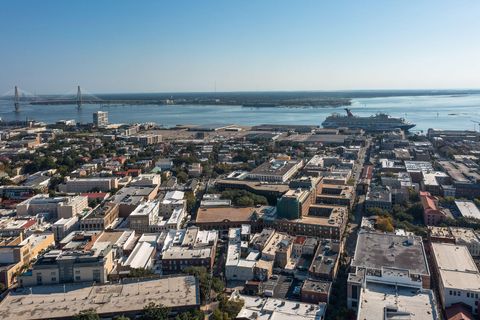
<box><xmin>0</xmin><ymin>86</ymin><xmax>104</xmax><ymax>111</ymax></box>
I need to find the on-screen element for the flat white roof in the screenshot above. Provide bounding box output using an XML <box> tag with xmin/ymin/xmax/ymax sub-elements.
<box><xmin>455</xmin><ymin>200</ymin><xmax>480</xmax><ymax>220</ymax></box>
<box><xmin>124</xmin><ymin>241</ymin><xmax>155</xmax><ymax>269</ymax></box>
<box><xmin>130</xmin><ymin>200</ymin><xmax>159</xmax><ymax>216</ymax></box>
<box><xmin>440</xmin><ymin>269</ymin><xmax>480</xmax><ymax>291</ymax></box>
<box><xmin>164</xmin><ymin>190</ymin><xmax>184</xmax><ymax>201</ymax></box>
<box><xmin>432</xmin><ymin>242</ymin><xmax>480</xmax><ymax>291</ymax></box>
<box><xmin>431</xmin><ymin>242</ymin><xmax>478</xmax><ymax>272</ymax></box>
<box><xmin>357</xmin><ymin>283</ymin><xmax>436</xmax><ymax>320</ymax></box>
<box><xmin>235</xmin><ymin>293</ymin><xmax>325</xmax><ymax>320</ymax></box>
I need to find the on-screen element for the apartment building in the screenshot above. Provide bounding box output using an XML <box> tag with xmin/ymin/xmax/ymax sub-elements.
<box><xmin>18</xmin><ymin>241</ymin><xmax>114</xmax><ymax>287</ymax></box>
<box><xmin>161</xmin><ymin>227</ymin><xmax>218</xmax><ymax>273</ymax></box>
<box><xmin>17</xmin><ymin>195</ymin><xmax>88</xmax><ymax>219</ymax></box>
<box><xmin>431</xmin><ymin>242</ymin><xmax>480</xmax><ymax>315</ymax></box>
<box><xmin>79</xmin><ymin>203</ymin><xmax>119</xmax><ymax>231</ymax></box>
<box><xmin>59</xmin><ymin>177</ymin><xmax>119</xmax><ymax>193</ymax></box>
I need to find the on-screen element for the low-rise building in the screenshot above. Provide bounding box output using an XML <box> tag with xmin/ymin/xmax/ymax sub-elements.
<box><xmin>17</xmin><ymin>195</ymin><xmax>88</xmax><ymax>219</ymax></box>
<box><xmin>356</xmin><ymin>282</ymin><xmax>437</xmax><ymax>320</ymax></box>
<box><xmin>308</xmin><ymin>239</ymin><xmax>340</xmax><ymax>281</ymax></box>
<box><xmin>111</xmin><ymin>185</ymin><xmax>158</xmax><ymax>217</ymax></box>
<box><xmin>0</xmin><ymin>233</ymin><xmax>55</xmax><ymax>288</ymax></box>
<box><xmin>365</xmin><ymin>185</ymin><xmax>392</xmax><ymax>212</ymax></box>
<box><xmin>420</xmin><ymin>191</ymin><xmax>446</xmax><ymax>226</ymax></box>
<box><xmin>301</xmin><ymin>279</ymin><xmax>331</xmax><ymax>304</ymax></box>
<box><xmin>161</xmin><ymin>227</ymin><xmax>218</xmax><ymax>273</ymax></box>
<box><xmin>272</xmin><ymin>204</ymin><xmax>348</xmax><ymax>239</ymax></box>
<box><xmin>431</xmin><ymin>242</ymin><xmax>480</xmax><ymax>315</ymax></box>
<box><xmin>79</xmin><ymin>202</ymin><xmax>119</xmax><ymax>231</ymax></box>
<box><xmin>247</xmin><ymin>158</ymin><xmax>303</xmax><ymax>183</ymax></box>
<box><xmin>18</xmin><ymin>241</ymin><xmax>114</xmax><ymax>286</ymax></box>
<box><xmin>187</xmin><ymin>163</ymin><xmax>203</xmax><ymax>177</ymax></box>
<box><xmin>0</xmin><ymin>276</ymin><xmax>200</xmax><ymax>320</ymax></box>
<box><xmin>347</xmin><ymin>231</ymin><xmax>431</xmax><ymax>309</ymax></box>
<box><xmin>455</xmin><ymin>200</ymin><xmax>480</xmax><ymax>220</ymax></box>
<box><xmin>59</xmin><ymin>177</ymin><xmax>119</xmax><ymax>193</ymax></box>
<box><xmin>234</xmin><ymin>292</ymin><xmax>326</xmax><ymax>320</ymax></box>
<box><xmin>52</xmin><ymin>216</ymin><xmax>79</xmax><ymax>242</ymax></box>
<box><xmin>128</xmin><ymin>201</ymin><xmax>160</xmax><ymax>233</ymax></box>
<box><xmin>225</xmin><ymin>228</ymin><xmax>257</xmax><ymax>282</ymax></box>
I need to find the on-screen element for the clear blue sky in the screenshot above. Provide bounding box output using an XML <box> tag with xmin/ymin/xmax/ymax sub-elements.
<box><xmin>1</xmin><ymin>0</ymin><xmax>479</xmax><ymax>94</ymax></box>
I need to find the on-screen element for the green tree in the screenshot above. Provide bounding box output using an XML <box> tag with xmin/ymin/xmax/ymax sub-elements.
<box><xmin>185</xmin><ymin>191</ymin><xmax>196</xmax><ymax>213</ymax></box>
<box><xmin>176</xmin><ymin>171</ymin><xmax>188</xmax><ymax>183</ymax></box>
<box><xmin>407</xmin><ymin>187</ymin><xmax>420</xmax><ymax>202</ymax></box>
<box><xmin>73</xmin><ymin>309</ymin><xmax>100</xmax><ymax>320</ymax></box>
<box><xmin>366</xmin><ymin>207</ymin><xmax>389</xmax><ymax>217</ymax></box>
<box><xmin>376</xmin><ymin>216</ymin><xmax>394</xmax><ymax>232</ymax></box>
<box><xmin>129</xmin><ymin>267</ymin><xmax>154</xmax><ymax>278</ymax></box>
<box><xmin>175</xmin><ymin>309</ymin><xmax>204</xmax><ymax>320</ymax></box>
<box><xmin>141</xmin><ymin>302</ymin><xmax>169</xmax><ymax>320</ymax></box>
<box><xmin>217</xmin><ymin>295</ymin><xmax>244</xmax><ymax>319</ymax></box>
<box><xmin>236</xmin><ymin>196</ymin><xmax>254</xmax><ymax>207</ymax></box>
<box><xmin>211</xmin><ymin>309</ymin><xmax>228</xmax><ymax>320</ymax></box>
<box><xmin>406</xmin><ymin>202</ymin><xmax>424</xmax><ymax>222</ymax></box>
<box><xmin>211</xmin><ymin>277</ymin><xmax>225</xmax><ymax>293</ymax></box>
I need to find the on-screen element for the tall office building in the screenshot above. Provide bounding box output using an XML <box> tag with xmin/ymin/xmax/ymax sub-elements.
<box><xmin>93</xmin><ymin>111</ymin><xmax>108</xmax><ymax>127</ymax></box>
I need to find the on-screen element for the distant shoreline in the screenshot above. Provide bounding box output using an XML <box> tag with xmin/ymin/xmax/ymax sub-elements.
<box><xmin>7</xmin><ymin>89</ymin><xmax>479</xmax><ymax>108</ymax></box>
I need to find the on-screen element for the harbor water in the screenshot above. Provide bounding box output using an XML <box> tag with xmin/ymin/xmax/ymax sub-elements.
<box><xmin>1</xmin><ymin>94</ymin><xmax>480</xmax><ymax>132</ymax></box>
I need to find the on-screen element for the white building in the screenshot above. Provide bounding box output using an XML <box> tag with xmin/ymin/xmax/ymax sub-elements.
<box><xmin>59</xmin><ymin>177</ymin><xmax>119</xmax><ymax>193</ymax></box>
<box><xmin>128</xmin><ymin>201</ymin><xmax>160</xmax><ymax>233</ymax></box>
<box><xmin>225</xmin><ymin>228</ymin><xmax>256</xmax><ymax>282</ymax></box>
<box><xmin>160</xmin><ymin>191</ymin><xmax>185</xmax><ymax>215</ymax></box>
<box><xmin>16</xmin><ymin>195</ymin><xmax>88</xmax><ymax>219</ymax></box>
<box><xmin>247</xmin><ymin>159</ymin><xmax>303</xmax><ymax>183</ymax></box>
<box><xmin>233</xmin><ymin>292</ymin><xmax>326</xmax><ymax>320</ymax></box>
<box><xmin>93</xmin><ymin>111</ymin><xmax>108</xmax><ymax>127</ymax></box>
<box><xmin>129</xmin><ymin>174</ymin><xmax>161</xmax><ymax>187</ymax></box>
<box><xmin>455</xmin><ymin>200</ymin><xmax>480</xmax><ymax>220</ymax></box>
<box><xmin>450</xmin><ymin>227</ymin><xmax>480</xmax><ymax>257</ymax></box>
<box><xmin>357</xmin><ymin>282</ymin><xmax>437</xmax><ymax>320</ymax></box>
<box><xmin>431</xmin><ymin>242</ymin><xmax>480</xmax><ymax>315</ymax></box>
<box><xmin>52</xmin><ymin>216</ymin><xmax>79</xmax><ymax>242</ymax></box>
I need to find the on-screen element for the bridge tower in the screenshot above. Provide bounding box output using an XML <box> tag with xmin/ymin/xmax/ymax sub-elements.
<box><xmin>76</xmin><ymin>85</ymin><xmax>82</xmax><ymax>108</ymax></box>
<box><xmin>14</xmin><ymin>86</ymin><xmax>20</xmax><ymax>112</ymax></box>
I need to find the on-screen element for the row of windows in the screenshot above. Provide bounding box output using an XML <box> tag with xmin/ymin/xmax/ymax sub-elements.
<box><xmin>449</xmin><ymin>290</ymin><xmax>479</xmax><ymax>300</ymax></box>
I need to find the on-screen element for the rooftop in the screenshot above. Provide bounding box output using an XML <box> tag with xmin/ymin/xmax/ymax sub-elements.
<box><xmin>352</xmin><ymin>232</ymin><xmax>429</xmax><ymax>276</ymax></box>
<box><xmin>455</xmin><ymin>200</ymin><xmax>480</xmax><ymax>220</ymax></box>
<box><xmin>195</xmin><ymin>206</ymin><xmax>258</xmax><ymax>224</ymax></box>
<box><xmin>431</xmin><ymin>242</ymin><xmax>480</xmax><ymax>291</ymax></box>
<box><xmin>357</xmin><ymin>283</ymin><xmax>437</xmax><ymax>320</ymax></box>
<box><xmin>249</xmin><ymin>159</ymin><xmax>301</xmax><ymax>177</ymax></box>
<box><xmin>234</xmin><ymin>293</ymin><xmax>326</xmax><ymax>320</ymax></box>
<box><xmin>0</xmin><ymin>276</ymin><xmax>199</xmax><ymax>320</ymax></box>
<box><xmin>302</xmin><ymin>279</ymin><xmax>331</xmax><ymax>294</ymax></box>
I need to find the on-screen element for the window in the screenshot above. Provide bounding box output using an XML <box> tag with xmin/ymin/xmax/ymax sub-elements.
<box><xmin>468</xmin><ymin>293</ymin><xmax>470</xmax><ymax>298</ymax></box>
<box><xmin>51</xmin><ymin>277</ymin><xmax>56</xmax><ymax>282</ymax></box>
<box><xmin>450</xmin><ymin>290</ymin><xmax>453</xmax><ymax>296</ymax></box>
<box><xmin>75</xmin><ymin>276</ymin><xmax>81</xmax><ymax>281</ymax></box>
<box><xmin>93</xmin><ymin>269</ymin><xmax>101</xmax><ymax>282</ymax></box>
